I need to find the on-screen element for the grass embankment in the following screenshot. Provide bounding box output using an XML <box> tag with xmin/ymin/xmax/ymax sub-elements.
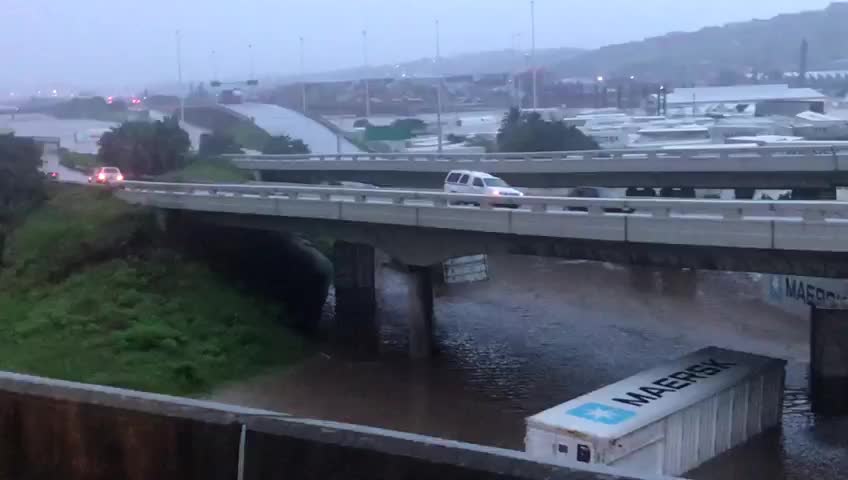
<box><xmin>229</xmin><ymin>121</ymin><xmax>271</xmax><ymax>152</ymax></box>
<box><xmin>60</xmin><ymin>148</ymin><xmax>249</xmax><ymax>184</ymax></box>
<box><xmin>0</xmin><ymin>185</ymin><xmax>305</xmax><ymax>395</ymax></box>
<box><xmin>58</xmin><ymin>149</ymin><xmax>100</xmax><ymax>174</ymax></box>
<box><xmin>157</xmin><ymin>158</ymin><xmax>250</xmax><ymax>183</ymax></box>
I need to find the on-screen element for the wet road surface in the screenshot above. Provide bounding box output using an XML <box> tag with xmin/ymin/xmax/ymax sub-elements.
<box><xmin>212</xmin><ymin>256</ymin><xmax>848</xmax><ymax>479</ymax></box>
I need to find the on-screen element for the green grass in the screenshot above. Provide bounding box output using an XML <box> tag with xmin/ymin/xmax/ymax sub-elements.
<box><xmin>158</xmin><ymin>157</ymin><xmax>250</xmax><ymax>183</ymax></box>
<box><xmin>58</xmin><ymin>149</ymin><xmax>101</xmax><ymax>174</ymax></box>
<box><xmin>228</xmin><ymin>121</ymin><xmax>272</xmax><ymax>152</ymax></box>
<box><xmin>0</xmin><ymin>185</ymin><xmax>306</xmax><ymax>395</ymax></box>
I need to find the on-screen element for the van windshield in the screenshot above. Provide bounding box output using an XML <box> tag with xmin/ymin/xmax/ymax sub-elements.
<box><xmin>483</xmin><ymin>177</ymin><xmax>509</xmax><ymax>187</ymax></box>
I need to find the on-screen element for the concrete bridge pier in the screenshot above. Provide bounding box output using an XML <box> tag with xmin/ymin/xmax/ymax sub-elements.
<box><xmin>407</xmin><ymin>265</ymin><xmax>436</xmax><ymax>360</ymax></box>
<box><xmin>333</xmin><ymin>241</ymin><xmax>378</xmax><ymax>356</ymax></box>
<box><xmin>810</xmin><ymin>306</ymin><xmax>848</xmax><ymax>415</ymax></box>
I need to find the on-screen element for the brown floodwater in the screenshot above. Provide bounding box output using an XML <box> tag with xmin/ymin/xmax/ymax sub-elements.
<box><xmin>211</xmin><ymin>255</ymin><xmax>848</xmax><ymax>479</ymax></box>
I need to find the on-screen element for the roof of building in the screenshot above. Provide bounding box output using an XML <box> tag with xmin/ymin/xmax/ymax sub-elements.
<box><xmin>796</xmin><ymin>111</ymin><xmax>843</xmax><ymax>123</ymax></box>
<box><xmin>667</xmin><ymin>84</ymin><xmax>828</xmax><ymax>106</ymax></box>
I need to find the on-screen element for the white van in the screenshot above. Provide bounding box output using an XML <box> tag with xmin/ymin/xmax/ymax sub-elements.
<box><xmin>443</xmin><ymin>170</ymin><xmax>524</xmax><ymax>208</ymax></box>
<box><xmin>443</xmin><ymin>170</ymin><xmax>524</xmax><ymax>197</ymax></box>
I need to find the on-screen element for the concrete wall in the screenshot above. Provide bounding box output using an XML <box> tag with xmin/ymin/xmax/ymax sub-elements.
<box><xmin>0</xmin><ymin>371</ymin><xmax>675</xmax><ymax>480</ymax></box>
<box><xmin>185</xmin><ymin>211</ymin><xmax>848</xmax><ymax>278</ymax></box>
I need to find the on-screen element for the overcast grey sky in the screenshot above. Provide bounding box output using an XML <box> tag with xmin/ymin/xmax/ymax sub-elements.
<box><xmin>0</xmin><ymin>0</ymin><xmax>835</xmax><ymax>94</ymax></box>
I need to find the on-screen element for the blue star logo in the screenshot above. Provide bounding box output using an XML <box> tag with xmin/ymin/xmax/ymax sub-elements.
<box><xmin>567</xmin><ymin>403</ymin><xmax>636</xmax><ymax>425</ymax></box>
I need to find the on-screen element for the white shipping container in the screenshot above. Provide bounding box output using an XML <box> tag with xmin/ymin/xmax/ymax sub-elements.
<box><xmin>525</xmin><ymin>347</ymin><xmax>785</xmax><ymax>477</ymax></box>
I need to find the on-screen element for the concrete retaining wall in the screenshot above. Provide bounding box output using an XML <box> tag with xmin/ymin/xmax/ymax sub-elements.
<box><xmin>0</xmin><ymin>371</ymin><xmax>676</xmax><ymax>480</ymax></box>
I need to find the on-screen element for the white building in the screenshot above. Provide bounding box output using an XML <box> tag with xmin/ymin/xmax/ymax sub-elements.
<box><xmin>666</xmin><ymin>84</ymin><xmax>828</xmax><ymax>113</ymax></box>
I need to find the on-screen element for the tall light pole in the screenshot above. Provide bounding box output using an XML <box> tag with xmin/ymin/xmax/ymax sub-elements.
<box><xmin>248</xmin><ymin>43</ymin><xmax>255</xmax><ymax>80</ymax></box>
<box><xmin>512</xmin><ymin>33</ymin><xmax>522</xmax><ymax>108</ymax></box>
<box><xmin>530</xmin><ymin>0</ymin><xmax>538</xmax><ymax>110</ymax></box>
<box><xmin>176</xmin><ymin>29</ymin><xmax>185</xmax><ymax>123</ymax></box>
<box><xmin>362</xmin><ymin>29</ymin><xmax>371</xmax><ymax>118</ymax></box>
<box><xmin>210</xmin><ymin>49</ymin><xmax>219</xmax><ymax>81</ymax></box>
<box><xmin>299</xmin><ymin>36</ymin><xmax>308</xmax><ymax>112</ymax></box>
<box><xmin>435</xmin><ymin>19</ymin><xmax>444</xmax><ymax>153</ymax></box>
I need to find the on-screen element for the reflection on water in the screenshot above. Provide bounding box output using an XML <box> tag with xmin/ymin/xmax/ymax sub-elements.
<box><xmin>212</xmin><ymin>256</ymin><xmax>848</xmax><ymax>479</ymax></box>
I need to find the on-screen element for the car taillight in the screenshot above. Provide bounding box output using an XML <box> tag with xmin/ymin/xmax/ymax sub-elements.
<box><xmin>98</xmin><ymin>173</ymin><xmax>106</xmax><ymax>180</ymax></box>
<box><xmin>117</xmin><ymin>174</ymin><xmax>124</xmax><ymax>181</ymax></box>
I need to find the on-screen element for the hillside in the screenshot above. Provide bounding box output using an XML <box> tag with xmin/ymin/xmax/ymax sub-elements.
<box><xmin>554</xmin><ymin>2</ymin><xmax>848</xmax><ymax>82</ymax></box>
<box><xmin>0</xmin><ymin>185</ymin><xmax>307</xmax><ymax>395</ymax></box>
<box><xmin>316</xmin><ymin>47</ymin><xmax>583</xmax><ymax>81</ymax></box>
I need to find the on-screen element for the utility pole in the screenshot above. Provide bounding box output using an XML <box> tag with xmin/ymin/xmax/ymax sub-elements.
<box><xmin>530</xmin><ymin>0</ymin><xmax>538</xmax><ymax>109</ymax></box>
<box><xmin>176</xmin><ymin>30</ymin><xmax>185</xmax><ymax>123</ymax></box>
<box><xmin>362</xmin><ymin>30</ymin><xmax>371</xmax><ymax>118</ymax></box>
<box><xmin>299</xmin><ymin>36</ymin><xmax>308</xmax><ymax>112</ymax></box>
<box><xmin>436</xmin><ymin>19</ymin><xmax>444</xmax><ymax>154</ymax></box>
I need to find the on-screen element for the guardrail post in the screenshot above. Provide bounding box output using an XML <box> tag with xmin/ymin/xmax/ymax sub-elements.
<box><xmin>723</xmin><ymin>208</ymin><xmax>743</xmax><ymax>221</ymax></box>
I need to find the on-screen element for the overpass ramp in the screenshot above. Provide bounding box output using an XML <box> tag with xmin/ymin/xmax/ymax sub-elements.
<box><xmin>223</xmin><ymin>103</ymin><xmax>363</xmax><ymax>154</ymax></box>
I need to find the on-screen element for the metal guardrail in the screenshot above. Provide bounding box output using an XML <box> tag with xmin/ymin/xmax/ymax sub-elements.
<box><xmin>226</xmin><ymin>145</ymin><xmax>848</xmax><ymax>174</ymax></box>
<box><xmin>120</xmin><ymin>181</ymin><xmax>848</xmax><ymax>218</ymax></box>
<box><xmin>119</xmin><ymin>181</ymin><xmax>848</xmax><ymax>253</ymax></box>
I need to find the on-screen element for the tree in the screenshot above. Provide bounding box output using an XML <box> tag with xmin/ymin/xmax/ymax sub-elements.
<box><xmin>98</xmin><ymin>117</ymin><xmax>190</xmax><ymax>177</ymax></box>
<box><xmin>496</xmin><ymin>107</ymin><xmax>599</xmax><ymax>152</ymax></box>
<box><xmin>390</xmin><ymin>118</ymin><xmax>426</xmax><ymax>133</ymax></box>
<box><xmin>199</xmin><ymin>131</ymin><xmax>243</xmax><ymax>156</ymax></box>
<box><xmin>262</xmin><ymin>135</ymin><xmax>310</xmax><ymax>155</ymax></box>
<box><xmin>0</xmin><ymin>134</ymin><xmax>45</xmax><ymax>260</ymax></box>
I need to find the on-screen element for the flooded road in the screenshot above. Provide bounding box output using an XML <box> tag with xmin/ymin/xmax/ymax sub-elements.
<box><xmin>212</xmin><ymin>256</ymin><xmax>848</xmax><ymax>479</ymax></box>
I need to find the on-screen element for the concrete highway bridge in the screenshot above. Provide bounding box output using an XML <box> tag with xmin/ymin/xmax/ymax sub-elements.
<box><xmin>229</xmin><ymin>145</ymin><xmax>848</xmax><ymax>197</ymax></box>
<box><xmin>116</xmin><ymin>182</ymin><xmax>848</xmax><ymax>368</ymax></box>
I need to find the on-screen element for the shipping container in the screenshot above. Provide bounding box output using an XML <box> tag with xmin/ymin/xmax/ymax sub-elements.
<box><xmin>525</xmin><ymin>347</ymin><xmax>785</xmax><ymax>477</ymax></box>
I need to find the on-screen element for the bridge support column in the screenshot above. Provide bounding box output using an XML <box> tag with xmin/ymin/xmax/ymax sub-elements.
<box><xmin>333</xmin><ymin>241</ymin><xmax>378</xmax><ymax>355</ymax></box>
<box><xmin>252</xmin><ymin>170</ymin><xmax>264</xmax><ymax>182</ymax></box>
<box><xmin>408</xmin><ymin>266</ymin><xmax>435</xmax><ymax>360</ymax></box>
<box><xmin>810</xmin><ymin>306</ymin><xmax>848</xmax><ymax>415</ymax></box>
<box><xmin>792</xmin><ymin>187</ymin><xmax>837</xmax><ymax>200</ymax></box>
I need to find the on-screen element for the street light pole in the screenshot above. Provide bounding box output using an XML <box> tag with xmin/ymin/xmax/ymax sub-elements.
<box><xmin>362</xmin><ymin>30</ymin><xmax>371</xmax><ymax>118</ymax></box>
<box><xmin>176</xmin><ymin>29</ymin><xmax>185</xmax><ymax>123</ymax></box>
<box><xmin>248</xmin><ymin>43</ymin><xmax>255</xmax><ymax>80</ymax></box>
<box><xmin>299</xmin><ymin>36</ymin><xmax>308</xmax><ymax>112</ymax></box>
<box><xmin>512</xmin><ymin>33</ymin><xmax>522</xmax><ymax>108</ymax></box>
<box><xmin>210</xmin><ymin>49</ymin><xmax>219</xmax><ymax>81</ymax></box>
<box><xmin>436</xmin><ymin>19</ymin><xmax>443</xmax><ymax>154</ymax></box>
<box><xmin>530</xmin><ymin>0</ymin><xmax>538</xmax><ymax>110</ymax></box>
